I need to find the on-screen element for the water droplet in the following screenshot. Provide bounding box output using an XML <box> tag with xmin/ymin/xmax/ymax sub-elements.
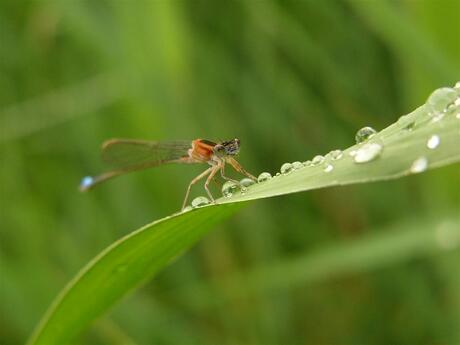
<box><xmin>397</xmin><ymin>115</ymin><xmax>415</xmax><ymax>131</ymax></box>
<box><xmin>182</xmin><ymin>205</ymin><xmax>193</xmax><ymax>212</ymax></box>
<box><xmin>426</xmin><ymin>87</ymin><xmax>457</xmax><ymax>116</ymax></box>
<box><xmin>240</xmin><ymin>178</ymin><xmax>255</xmax><ymax>188</ymax></box>
<box><xmin>353</xmin><ymin>143</ymin><xmax>383</xmax><ymax>163</ymax></box>
<box><xmin>329</xmin><ymin>149</ymin><xmax>343</xmax><ymax>160</ymax></box>
<box><xmin>257</xmin><ymin>172</ymin><xmax>272</xmax><ymax>183</ymax></box>
<box><xmin>324</xmin><ymin>164</ymin><xmax>333</xmax><ymax>173</ymax></box>
<box><xmin>349</xmin><ymin>150</ymin><xmax>357</xmax><ymax>157</ymax></box>
<box><xmin>222</xmin><ymin>181</ymin><xmax>239</xmax><ymax>198</ymax></box>
<box><xmin>292</xmin><ymin>161</ymin><xmax>303</xmax><ymax>170</ymax></box>
<box><xmin>280</xmin><ymin>162</ymin><xmax>294</xmax><ymax>175</ymax></box>
<box><xmin>311</xmin><ymin>155</ymin><xmax>325</xmax><ymax>166</ymax></box>
<box><xmin>410</xmin><ymin>157</ymin><xmax>428</xmax><ymax>174</ymax></box>
<box><xmin>275</xmin><ymin>172</ymin><xmax>281</xmax><ymax>176</ymax></box>
<box><xmin>455</xmin><ymin>81</ymin><xmax>460</xmax><ymax>90</ymax></box>
<box><xmin>191</xmin><ymin>196</ymin><xmax>210</xmax><ymax>208</ymax></box>
<box><xmin>303</xmin><ymin>160</ymin><xmax>312</xmax><ymax>166</ymax></box>
<box><xmin>79</xmin><ymin>176</ymin><xmax>94</xmax><ymax>191</ymax></box>
<box><xmin>355</xmin><ymin>126</ymin><xmax>377</xmax><ymax>144</ymax></box>
<box><xmin>426</xmin><ymin>135</ymin><xmax>440</xmax><ymax>149</ymax></box>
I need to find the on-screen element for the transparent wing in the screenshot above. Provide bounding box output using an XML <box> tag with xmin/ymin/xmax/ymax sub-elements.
<box><xmin>101</xmin><ymin>139</ymin><xmax>192</xmax><ymax>171</ymax></box>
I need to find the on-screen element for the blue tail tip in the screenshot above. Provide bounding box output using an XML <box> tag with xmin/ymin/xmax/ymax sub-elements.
<box><xmin>79</xmin><ymin>176</ymin><xmax>94</xmax><ymax>191</ymax></box>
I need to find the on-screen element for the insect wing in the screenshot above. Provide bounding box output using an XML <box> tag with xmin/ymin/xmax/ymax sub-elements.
<box><xmin>101</xmin><ymin>139</ymin><xmax>192</xmax><ymax>171</ymax></box>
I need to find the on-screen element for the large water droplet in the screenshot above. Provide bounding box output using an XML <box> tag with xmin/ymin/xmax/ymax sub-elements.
<box><xmin>355</xmin><ymin>126</ymin><xmax>377</xmax><ymax>144</ymax></box>
<box><xmin>191</xmin><ymin>196</ymin><xmax>210</xmax><ymax>208</ymax></box>
<box><xmin>410</xmin><ymin>157</ymin><xmax>428</xmax><ymax>174</ymax></box>
<box><xmin>222</xmin><ymin>181</ymin><xmax>239</xmax><ymax>198</ymax></box>
<box><xmin>311</xmin><ymin>155</ymin><xmax>325</xmax><ymax>166</ymax></box>
<box><xmin>324</xmin><ymin>164</ymin><xmax>334</xmax><ymax>173</ymax></box>
<box><xmin>280</xmin><ymin>162</ymin><xmax>294</xmax><ymax>175</ymax></box>
<box><xmin>426</xmin><ymin>135</ymin><xmax>440</xmax><ymax>149</ymax></box>
<box><xmin>257</xmin><ymin>172</ymin><xmax>272</xmax><ymax>183</ymax></box>
<box><xmin>292</xmin><ymin>161</ymin><xmax>303</xmax><ymax>170</ymax></box>
<box><xmin>426</xmin><ymin>87</ymin><xmax>457</xmax><ymax>116</ymax></box>
<box><xmin>303</xmin><ymin>160</ymin><xmax>312</xmax><ymax>167</ymax></box>
<box><xmin>353</xmin><ymin>143</ymin><xmax>383</xmax><ymax>163</ymax></box>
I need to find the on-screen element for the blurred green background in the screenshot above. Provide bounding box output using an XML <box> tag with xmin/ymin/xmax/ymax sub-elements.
<box><xmin>1</xmin><ymin>1</ymin><xmax>459</xmax><ymax>344</ymax></box>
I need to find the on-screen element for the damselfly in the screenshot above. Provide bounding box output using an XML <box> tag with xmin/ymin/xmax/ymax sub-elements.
<box><xmin>80</xmin><ymin>138</ymin><xmax>256</xmax><ymax>209</ymax></box>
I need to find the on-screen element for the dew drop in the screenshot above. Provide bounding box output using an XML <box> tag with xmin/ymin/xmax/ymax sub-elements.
<box><xmin>311</xmin><ymin>155</ymin><xmax>325</xmax><ymax>166</ymax></box>
<box><xmin>182</xmin><ymin>205</ymin><xmax>193</xmax><ymax>212</ymax></box>
<box><xmin>410</xmin><ymin>157</ymin><xmax>428</xmax><ymax>174</ymax></box>
<box><xmin>329</xmin><ymin>149</ymin><xmax>343</xmax><ymax>160</ymax></box>
<box><xmin>397</xmin><ymin>115</ymin><xmax>415</xmax><ymax>131</ymax></box>
<box><xmin>275</xmin><ymin>172</ymin><xmax>281</xmax><ymax>177</ymax></box>
<box><xmin>455</xmin><ymin>81</ymin><xmax>460</xmax><ymax>90</ymax></box>
<box><xmin>191</xmin><ymin>196</ymin><xmax>210</xmax><ymax>208</ymax></box>
<box><xmin>240</xmin><ymin>178</ymin><xmax>256</xmax><ymax>188</ymax></box>
<box><xmin>280</xmin><ymin>162</ymin><xmax>294</xmax><ymax>175</ymax></box>
<box><xmin>221</xmin><ymin>181</ymin><xmax>239</xmax><ymax>198</ymax></box>
<box><xmin>292</xmin><ymin>161</ymin><xmax>303</xmax><ymax>170</ymax></box>
<box><xmin>353</xmin><ymin>143</ymin><xmax>383</xmax><ymax>163</ymax></box>
<box><xmin>257</xmin><ymin>172</ymin><xmax>272</xmax><ymax>183</ymax></box>
<box><xmin>355</xmin><ymin>126</ymin><xmax>377</xmax><ymax>144</ymax></box>
<box><xmin>324</xmin><ymin>164</ymin><xmax>334</xmax><ymax>173</ymax></box>
<box><xmin>303</xmin><ymin>160</ymin><xmax>312</xmax><ymax>166</ymax></box>
<box><xmin>426</xmin><ymin>135</ymin><xmax>440</xmax><ymax>149</ymax></box>
<box><xmin>426</xmin><ymin>87</ymin><xmax>457</xmax><ymax>116</ymax></box>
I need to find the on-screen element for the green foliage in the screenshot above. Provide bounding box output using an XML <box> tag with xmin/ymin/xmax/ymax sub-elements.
<box><xmin>2</xmin><ymin>1</ymin><xmax>460</xmax><ymax>344</ymax></box>
<box><xmin>28</xmin><ymin>100</ymin><xmax>460</xmax><ymax>344</ymax></box>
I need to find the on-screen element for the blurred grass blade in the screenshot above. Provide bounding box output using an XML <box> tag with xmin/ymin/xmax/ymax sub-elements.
<box><xmin>174</xmin><ymin>215</ymin><xmax>460</xmax><ymax>310</ymax></box>
<box><xmin>0</xmin><ymin>74</ymin><xmax>122</xmax><ymax>142</ymax></box>
<box><xmin>28</xmin><ymin>86</ymin><xmax>460</xmax><ymax>345</ymax></box>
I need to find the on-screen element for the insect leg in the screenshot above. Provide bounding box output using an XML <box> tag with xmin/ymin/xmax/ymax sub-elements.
<box><xmin>227</xmin><ymin>157</ymin><xmax>257</xmax><ymax>181</ymax></box>
<box><xmin>204</xmin><ymin>165</ymin><xmax>220</xmax><ymax>203</ymax></box>
<box><xmin>220</xmin><ymin>161</ymin><xmax>241</xmax><ymax>185</ymax></box>
<box><xmin>182</xmin><ymin>167</ymin><xmax>212</xmax><ymax>210</ymax></box>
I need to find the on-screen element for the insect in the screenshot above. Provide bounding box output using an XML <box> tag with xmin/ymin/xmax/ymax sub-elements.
<box><xmin>80</xmin><ymin>138</ymin><xmax>257</xmax><ymax>210</ymax></box>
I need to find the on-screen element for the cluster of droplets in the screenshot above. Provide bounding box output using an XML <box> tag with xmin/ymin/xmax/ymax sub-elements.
<box><xmin>183</xmin><ymin>174</ymin><xmax>264</xmax><ymax>212</ymax></box>
<box><xmin>274</xmin><ymin>149</ymin><xmax>344</xmax><ymax>177</ymax></box>
<box><xmin>406</xmin><ymin>81</ymin><xmax>460</xmax><ymax>175</ymax></box>
<box><xmin>183</xmin><ymin>83</ymin><xmax>459</xmax><ymax>211</ymax></box>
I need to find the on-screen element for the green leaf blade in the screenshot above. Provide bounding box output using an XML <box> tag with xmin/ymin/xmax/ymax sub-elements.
<box><xmin>28</xmin><ymin>88</ymin><xmax>460</xmax><ymax>345</ymax></box>
<box><xmin>28</xmin><ymin>204</ymin><xmax>241</xmax><ymax>345</ymax></box>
